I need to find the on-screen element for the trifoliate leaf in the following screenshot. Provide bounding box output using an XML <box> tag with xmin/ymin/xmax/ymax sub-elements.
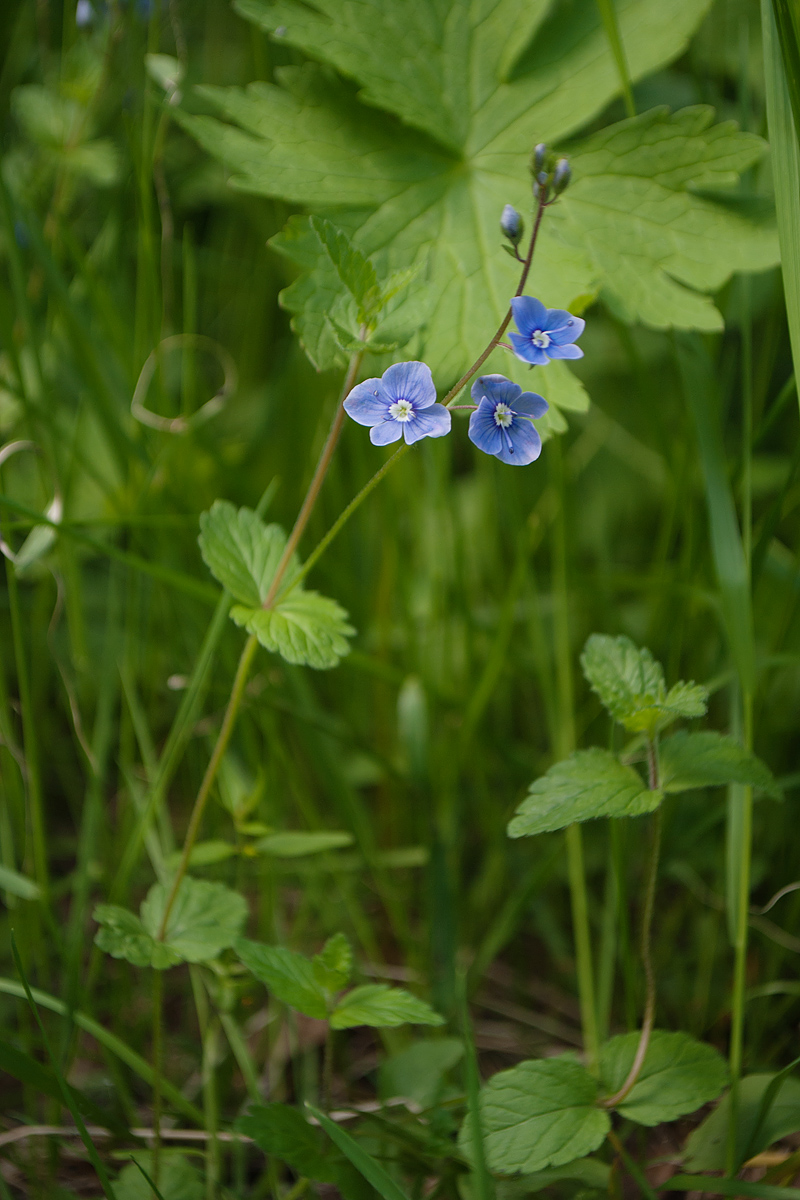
<box><xmin>580</xmin><ymin>634</ymin><xmax>707</xmax><ymax>734</ymax></box>
<box><xmin>659</xmin><ymin>731</ymin><xmax>780</xmax><ymax>796</ymax></box>
<box><xmin>313</xmin><ymin>932</ymin><xmax>353</xmax><ymax>995</ymax></box>
<box><xmin>235</xmin><ymin>939</ymin><xmax>328</xmax><ymax>1018</ymax></box>
<box><xmin>255</xmin><ymin>831</ymin><xmax>354</xmax><ymax>857</ymax></box>
<box><xmin>141</xmin><ymin>878</ymin><xmax>248</xmax><ymax>964</ymax></box>
<box><xmin>94</xmin><ymin>878</ymin><xmax>246</xmax><ymax>969</ymax></box>
<box><xmin>330</xmin><ymin>984</ymin><xmax>444</xmax><ymax>1030</ymax></box>
<box><xmin>508</xmin><ymin>748</ymin><xmax>660</xmax><ymax>838</ymax></box>
<box><xmin>231</xmin><ymin>590</ymin><xmax>354</xmax><ymax>670</ymax></box>
<box><xmin>198</xmin><ymin>500</ymin><xmax>289</xmax><ymax>606</ymax></box>
<box><xmin>458</xmin><ymin>1056</ymin><xmax>610</xmax><ymax>1174</ymax></box>
<box><xmin>178</xmin><ymin>0</ymin><xmax>776</xmax><ymax>394</ymax></box>
<box><xmin>600</xmin><ymin>1030</ymin><xmax>728</xmax><ymax>1125</ymax></box>
<box><xmin>684</xmin><ymin>1074</ymin><xmax>800</xmax><ymax>1171</ymax></box>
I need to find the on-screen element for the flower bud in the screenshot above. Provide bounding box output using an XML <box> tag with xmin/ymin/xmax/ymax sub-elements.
<box><xmin>533</xmin><ymin>143</ymin><xmax>547</xmax><ymax>172</ymax></box>
<box><xmin>500</xmin><ymin>204</ymin><xmax>524</xmax><ymax>245</ymax></box>
<box><xmin>553</xmin><ymin>158</ymin><xmax>571</xmax><ymax>194</ymax></box>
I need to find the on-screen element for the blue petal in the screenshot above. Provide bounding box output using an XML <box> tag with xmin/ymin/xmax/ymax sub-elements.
<box><xmin>511</xmin><ymin>296</ymin><xmax>548</xmax><ymax>337</ymax></box>
<box><xmin>403</xmin><ymin>403</ymin><xmax>451</xmax><ymax>444</ymax></box>
<box><xmin>471</xmin><ymin>373</ymin><xmax>521</xmax><ymax>407</ymax></box>
<box><xmin>513</xmin><ymin>391</ymin><xmax>549</xmax><ymax>418</ymax></box>
<box><xmin>498</xmin><ymin>418</ymin><xmax>542</xmax><ymax>466</ymax></box>
<box><xmin>369</xmin><ymin>420</ymin><xmax>404</xmax><ymax>446</ymax></box>
<box><xmin>548</xmin><ymin>315</ymin><xmax>585</xmax><ymax>345</ymax></box>
<box><xmin>547</xmin><ymin>343</ymin><xmax>584</xmax><ymax>360</ymax></box>
<box><xmin>509</xmin><ymin>333</ymin><xmax>549</xmax><ymax>365</ymax></box>
<box><xmin>468</xmin><ymin>402</ymin><xmax>504</xmax><ymax>457</ymax></box>
<box><xmin>382</xmin><ymin>361</ymin><xmax>436</xmax><ymax>409</ymax></box>
<box><xmin>344</xmin><ymin>379</ymin><xmax>390</xmax><ymax>426</ymax></box>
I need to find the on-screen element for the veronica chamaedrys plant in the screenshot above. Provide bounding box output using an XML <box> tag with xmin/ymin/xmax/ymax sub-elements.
<box><xmin>467</xmin><ymin>374</ymin><xmax>548</xmax><ymax>465</ymax></box>
<box><xmin>509</xmin><ymin>296</ymin><xmax>585</xmax><ymax>365</ymax></box>
<box><xmin>343</xmin><ymin>361</ymin><xmax>451</xmax><ymax>445</ymax></box>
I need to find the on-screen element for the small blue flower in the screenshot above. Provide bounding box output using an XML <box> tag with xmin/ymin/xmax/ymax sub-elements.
<box><xmin>509</xmin><ymin>296</ymin><xmax>584</xmax><ymax>366</ymax></box>
<box><xmin>468</xmin><ymin>374</ymin><xmax>548</xmax><ymax>466</ymax></box>
<box><xmin>344</xmin><ymin>361</ymin><xmax>451</xmax><ymax>446</ymax></box>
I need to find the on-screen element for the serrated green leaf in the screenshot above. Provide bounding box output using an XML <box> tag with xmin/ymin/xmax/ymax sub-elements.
<box><xmin>659</xmin><ymin>732</ymin><xmax>780</xmax><ymax>796</ymax></box>
<box><xmin>685</xmin><ymin>1074</ymin><xmax>800</xmax><ymax>1171</ymax></box>
<box><xmin>458</xmin><ymin>1056</ymin><xmax>610</xmax><ymax>1174</ymax></box>
<box><xmin>581</xmin><ymin>634</ymin><xmax>707</xmax><ymax>734</ymax></box>
<box><xmin>180</xmin><ymin>0</ymin><xmax>776</xmax><ymax>394</ymax></box>
<box><xmin>235</xmin><ymin>939</ymin><xmax>328</xmax><ymax>1018</ymax></box>
<box><xmin>94</xmin><ymin>903</ymin><xmax>168</xmax><ymax>968</ymax></box>
<box><xmin>600</xmin><ymin>1030</ymin><xmax>728</xmax><ymax>1125</ymax></box>
<box><xmin>311</xmin><ymin>216</ymin><xmax>381</xmax><ymax>321</ymax></box>
<box><xmin>256</xmin><ymin>831</ymin><xmax>354</xmax><ymax>857</ymax></box>
<box><xmin>140</xmin><ymin>878</ymin><xmax>248</xmax><ymax>965</ymax></box>
<box><xmin>198</xmin><ymin>500</ymin><xmax>289</xmax><ymax>606</ymax></box>
<box><xmin>507</xmin><ymin>748</ymin><xmax>661</xmax><ymax>839</ymax></box>
<box><xmin>330</xmin><ymin>984</ymin><xmax>444</xmax><ymax>1029</ymax></box>
<box><xmin>327</xmin><ymin>316</ymin><xmax>399</xmax><ymax>355</ymax></box>
<box><xmin>313</xmin><ymin>932</ymin><xmax>353</xmax><ymax>995</ymax></box>
<box><xmin>231</xmin><ymin>590</ymin><xmax>354</xmax><ymax>670</ymax></box>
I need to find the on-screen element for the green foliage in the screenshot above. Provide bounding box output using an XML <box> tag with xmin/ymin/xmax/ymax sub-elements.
<box><xmin>0</xmin><ymin>1037</ymin><xmax>115</xmax><ymax>1131</ymax></box>
<box><xmin>684</xmin><ymin>1073</ymin><xmax>800</xmax><ymax>1170</ymax></box>
<box><xmin>507</xmin><ymin>748</ymin><xmax>661</xmax><ymax>838</ymax></box>
<box><xmin>459</xmin><ymin>1056</ymin><xmax>610</xmax><ymax>1174</ymax></box>
<box><xmin>235</xmin><ymin>940</ymin><xmax>329</xmax><ymax>1018</ymax></box>
<box><xmin>659</xmin><ymin>731</ymin><xmax>780</xmax><ymax>795</ymax></box>
<box><xmin>312</xmin><ymin>931</ymin><xmax>354</xmax><ymax>994</ymax></box>
<box><xmin>116</xmin><ymin>1152</ymin><xmax>202</xmax><ymax>1200</ymax></box>
<box><xmin>308</xmin><ymin>1104</ymin><xmax>411</xmax><ymax>1200</ymax></box>
<box><xmin>330</xmin><ymin>983</ymin><xmax>445</xmax><ymax>1029</ymax></box>
<box><xmin>581</xmin><ymin>634</ymin><xmax>708</xmax><ymax>734</ymax></box>
<box><xmin>199</xmin><ymin>500</ymin><xmax>354</xmax><ymax>668</ymax></box>
<box><xmin>0</xmin><ymin>864</ymin><xmax>40</xmax><ymax>900</ymax></box>
<box><xmin>599</xmin><ymin>1030</ymin><xmax>728</xmax><ymax>1125</ymax></box>
<box><xmin>256</xmin><ymin>831</ymin><xmax>355</xmax><ymax>857</ymax></box>
<box><xmin>379</xmin><ymin>1038</ymin><xmax>464</xmax><ymax>1107</ymax></box>
<box><xmin>94</xmin><ymin>878</ymin><xmax>247</xmax><ymax>969</ymax></box>
<box><xmin>180</xmin><ymin>0</ymin><xmax>777</xmax><ymax>390</ymax></box>
<box><xmin>237</xmin><ymin>1104</ymin><xmax>373</xmax><ymax>1200</ymax></box>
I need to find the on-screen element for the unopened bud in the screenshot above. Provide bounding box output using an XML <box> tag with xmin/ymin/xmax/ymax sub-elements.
<box><xmin>553</xmin><ymin>158</ymin><xmax>571</xmax><ymax>194</ymax></box>
<box><xmin>533</xmin><ymin>143</ymin><xmax>547</xmax><ymax>172</ymax></box>
<box><xmin>500</xmin><ymin>204</ymin><xmax>524</xmax><ymax>244</ymax></box>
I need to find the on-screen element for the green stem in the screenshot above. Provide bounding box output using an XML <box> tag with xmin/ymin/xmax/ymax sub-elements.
<box><xmin>565</xmin><ymin>824</ymin><xmax>600</xmax><ymax>1072</ymax></box>
<box><xmin>603</xmin><ymin>801</ymin><xmax>663</xmax><ymax>1108</ymax></box>
<box><xmin>729</xmin><ymin>692</ymin><xmax>754</xmax><ymax>1171</ymax></box>
<box><xmin>152</xmin><ymin>969</ymin><xmax>163</xmax><ymax>1195</ymax></box>
<box><xmin>202</xmin><ymin>1019</ymin><xmax>221</xmax><ymax>1200</ymax></box>
<box><xmin>323</xmin><ymin>1025</ymin><xmax>333</xmax><ymax>1112</ymax></box>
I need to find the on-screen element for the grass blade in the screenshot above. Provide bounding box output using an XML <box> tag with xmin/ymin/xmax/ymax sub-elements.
<box><xmin>307</xmin><ymin>1104</ymin><xmax>410</xmax><ymax>1200</ymax></box>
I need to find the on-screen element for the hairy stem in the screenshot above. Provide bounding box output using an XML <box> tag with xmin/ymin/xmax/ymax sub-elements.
<box><xmin>603</xmin><ymin>800</ymin><xmax>663</xmax><ymax>1108</ymax></box>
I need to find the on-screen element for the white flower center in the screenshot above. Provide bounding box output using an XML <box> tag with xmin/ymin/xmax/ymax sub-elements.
<box><xmin>494</xmin><ymin>402</ymin><xmax>514</xmax><ymax>428</ymax></box>
<box><xmin>389</xmin><ymin>398</ymin><xmax>414</xmax><ymax>422</ymax></box>
<box><xmin>532</xmin><ymin>329</ymin><xmax>551</xmax><ymax>348</ymax></box>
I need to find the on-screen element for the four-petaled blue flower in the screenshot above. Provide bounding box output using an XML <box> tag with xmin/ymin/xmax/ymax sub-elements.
<box><xmin>468</xmin><ymin>375</ymin><xmax>548</xmax><ymax>466</ymax></box>
<box><xmin>344</xmin><ymin>361</ymin><xmax>451</xmax><ymax>446</ymax></box>
<box><xmin>509</xmin><ymin>297</ymin><xmax>584</xmax><ymax>366</ymax></box>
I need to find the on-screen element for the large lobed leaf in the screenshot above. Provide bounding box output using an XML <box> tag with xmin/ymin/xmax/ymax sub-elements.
<box><xmin>507</xmin><ymin>747</ymin><xmax>661</xmax><ymax>838</ymax></box>
<box><xmin>178</xmin><ymin>0</ymin><xmax>777</xmax><ymax>388</ymax></box>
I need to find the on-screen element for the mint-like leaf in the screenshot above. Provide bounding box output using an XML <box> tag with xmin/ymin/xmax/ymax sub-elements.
<box><xmin>508</xmin><ymin>748</ymin><xmax>661</xmax><ymax>838</ymax></box>
<box><xmin>581</xmin><ymin>634</ymin><xmax>707</xmax><ymax>734</ymax></box>
<box><xmin>231</xmin><ymin>591</ymin><xmax>354</xmax><ymax>670</ymax></box>
<box><xmin>659</xmin><ymin>731</ymin><xmax>780</xmax><ymax>796</ymax></box>
<box><xmin>235</xmin><ymin>939</ymin><xmax>328</xmax><ymax>1018</ymax></box>
<box><xmin>313</xmin><ymin>933</ymin><xmax>353</xmax><ymax>995</ymax></box>
<box><xmin>600</xmin><ymin>1030</ymin><xmax>728</xmax><ymax>1125</ymax></box>
<box><xmin>198</xmin><ymin>500</ymin><xmax>288</xmax><ymax>606</ymax></box>
<box><xmin>458</xmin><ymin>1056</ymin><xmax>610</xmax><ymax>1174</ymax></box>
<box><xmin>330</xmin><ymin>984</ymin><xmax>444</xmax><ymax>1030</ymax></box>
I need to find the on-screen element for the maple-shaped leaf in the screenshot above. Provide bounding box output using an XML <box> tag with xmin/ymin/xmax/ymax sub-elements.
<box><xmin>179</xmin><ymin>0</ymin><xmax>777</xmax><ymax>388</ymax></box>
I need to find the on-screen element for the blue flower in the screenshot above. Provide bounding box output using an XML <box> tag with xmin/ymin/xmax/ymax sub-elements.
<box><xmin>344</xmin><ymin>361</ymin><xmax>451</xmax><ymax>446</ymax></box>
<box><xmin>509</xmin><ymin>297</ymin><xmax>584</xmax><ymax>366</ymax></box>
<box><xmin>468</xmin><ymin>375</ymin><xmax>548</xmax><ymax>466</ymax></box>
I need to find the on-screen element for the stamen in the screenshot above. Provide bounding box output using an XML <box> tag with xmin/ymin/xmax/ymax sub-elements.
<box><xmin>389</xmin><ymin>398</ymin><xmax>414</xmax><ymax>422</ymax></box>
<box><xmin>531</xmin><ymin>329</ymin><xmax>551</xmax><ymax>348</ymax></box>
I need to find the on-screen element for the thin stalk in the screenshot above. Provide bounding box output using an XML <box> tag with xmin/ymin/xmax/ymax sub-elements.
<box><xmin>603</xmin><ymin>802</ymin><xmax>663</xmax><ymax>1108</ymax></box>
<box><xmin>606</xmin><ymin>1129</ymin><xmax>657</xmax><ymax>1200</ymax></box>
<box><xmin>151</xmin><ymin>969</ymin><xmax>163</xmax><ymax>1196</ymax></box>
<box><xmin>202</xmin><ymin>1019</ymin><xmax>221</xmax><ymax>1200</ymax></box>
<box><xmin>323</xmin><ymin>1026</ymin><xmax>333</xmax><ymax>1112</ymax></box>
<box><xmin>550</xmin><ymin>438</ymin><xmax>600</xmax><ymax>1072</ymax></box>
<box><xmin>729</xmin><ymin>692</ymin><xmax>754</xmax><ymax>1171</ymax></box>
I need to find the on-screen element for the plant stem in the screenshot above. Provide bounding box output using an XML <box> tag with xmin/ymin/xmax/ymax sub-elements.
<box><xmin>263</xmin><ymin>347</ymin><xmax>364</xmax><ymax>610</ymax></box>
<box><xmin>728</xmin><ymin>690</ymin><xmax>754</xmax><ymax>1171</ymax></box>
<box><xmin>152</xmin><ymin>968</ymin><xmax>163</xmax><ymax>1195</ymax></box>
<box><xmin>323</xmin><ymin>1026</ymin><xmax>333</xmax><ymax>1112</ymax></box>
<box><xmin>603</xmin><ymin>802</ymin><xmax>663</xmax><ymax>1108</ymax></box>
<box><xmin>439</xmin><ymin>188</ymin><xmax>548</xmax><ymax>409</ymax></box>
<box><xmin>157</xmin><ymin>632</ymin><xmax>259</xmax><ymax>937</ymax></box>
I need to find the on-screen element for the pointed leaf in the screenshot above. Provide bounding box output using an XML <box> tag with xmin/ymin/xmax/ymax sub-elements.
<box><xmin>310</xmin><ymin>216</ymin><xmax>381</xmax><ymax>321</ymax></box>
<box><xmin>685</xmin><ymin>1074</ymin><xmax>800</xmax><ymax>1171</ymax></box>
<box><xmin>600</xmin><ymin>1030</ymin><xmax>728</xmax><ymax>1125</ymax></box>
<box><xmin>231</xmin><ymin>590</ymin><xmax>354</xmax><ymax>670</ymax></box>
<box><xmin>581</xmin><ymin>634</ymin><xmax>707</xmax><ymax>733</ymax></box>
<box><xmin>313</xmin><ymin>932</ymin><xmax>353</xmax><ymax>994</ymax></box>
<box><xmin>235</xmin><ymin>939</ymin><xmax>328</xmax><ymax>1018</ymax></box>
<box><xmin>198</xmin><ymin>501</ymin><xmax>288</xmax><ymax>606</ymax></box>
<box><xmin>330</xmin><ymin>984</ymin><xmax>444</xmax><ymax>1029</ymax></box>
<box><xmin>458</xmin><ymin>1056</ymin><xmax>610</xmax><ymax>1174</ymax></box>
<box><xmin>508</xmin><ymin>748</ymin><xmax>661</xmax><ymax>839</ymax></box>
<box><xmin>255</xmin><ymin>831</ymin><xmax>354</xmax><ymax>857</ymax></box>
<box><xmin>307</xmin><ymin>1103</ymin><xmax>412</xmax><ymax>1200</ymax></box>
<box><xmin>659</xmin><ymin>732</ymin><xmax>780</xmax><ymax>796</ymax></box>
